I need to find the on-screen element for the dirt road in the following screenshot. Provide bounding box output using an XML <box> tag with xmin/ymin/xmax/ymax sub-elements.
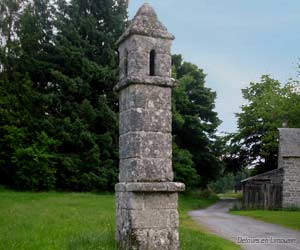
<box><xmin>189</xmin><ymin>199</ymin><xmax>300</xmax><ymax>250</ymax></box>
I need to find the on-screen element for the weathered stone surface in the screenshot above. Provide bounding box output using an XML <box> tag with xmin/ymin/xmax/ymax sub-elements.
<box><xmin>116</xmin><ymin>24</ymin><xmax>174</xmax><ymax>91</ymax></box>
<box><xmin>120</xmin><ymin>108</ymin><xmax>171</xmax><ymax>134</ymax></box>
<box><xmin>279</xmin><ymin>128</ymin><xmax>300</xmax><ymax>157</ymax></box>
<box><xmin>119</xmin><ymin>84</ymin><xmax>172</xmax><ymax>112</ymax></box>
<box><xmin>117</xmin><ymin>3</ymin><xmax>174</xmax><ymax>45</ymax></box>
<box><xmin>119</xmin><ymin>158</ymin><xmax>173</xmax><ymax>182</ymax></box>
<box><xmin>116</xmin><ymin>182</ymin><xmax>185</xmax><ymax>193</ymax></box>
<box><xmin>282</xmin><ymin>158</ymin><xmax>300</xmax><ymax>208</ymax></box>
<box><xmin>130</xmin><ymin>209</ymin><xmax>178</xmax><ymax>229</ymax></box>
<box><xmin>119</xmin><ymin>49</ymin><xmax>171</xmax><ymax>79</ymax></box>
<box><xmin>131</xmin><ymin>229</ymin><xmax>148</xmax><ymax>250</ymax></box>
<box><xmin>155</xmin><ymin>53</ymin><xmax>172</xmax><ymax>77</ymax></box>
<box><xmin>128</xmin><ymin>51</ymin><xmax>149</xmax><ymax>76</ymax></box>
<box><xmin>119</xmin><ymin>132</ymin><xmax>172</xmax><ymax>159</ymax></box>
<box><xmin>148</xmin><ymin>229</ymin><xmax>170</xmax><ymax>250</ymax></box>
<box><xmin>116</xmin><ymin>190</ymin><xmax>181</xmax><ymax>250</ymax></box>
<box><xmin>115</xmin><ymin>76</ymin><xmax>174</xmax><ymax>93</ymax></box>
<box><xmin>278</xmin><ymin>128</ymin><xmax>300</xmax><ymax>208</ymax></box>
<box><xmin>116</xmin><ymin>192</ymin><xmax>178</xmax><ymax>210</ymax></box>
<box><xmin>144</xmin><ymin>193</ymin><xmax>178</xmax><ymax>209</ymax></box>
<box><xmin>120</xmin><ymin>35</ymin><xmax>173</xmax><ymax>55</ymax></box>
<box><xmin>115</xmin><ymin>3</ymin><xmax>184</xmax><ymax>250</ymax></box>
<box><xmin>116</xmin><ymin>227</ymin><xmax>179</xmax><ymax>250</ymax></box>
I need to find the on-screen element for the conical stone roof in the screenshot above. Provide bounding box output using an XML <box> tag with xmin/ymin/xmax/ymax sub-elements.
<box><xmin>117</xmin><ymin>3</ymin><xmax>174</xmax><ymax>45</ymax></box>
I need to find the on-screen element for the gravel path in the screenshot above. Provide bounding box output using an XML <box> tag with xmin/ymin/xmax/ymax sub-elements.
<box><xmin>189</xmin><ymin>199</ymin><xmax>300</xmax><ymax>250</ymax></box>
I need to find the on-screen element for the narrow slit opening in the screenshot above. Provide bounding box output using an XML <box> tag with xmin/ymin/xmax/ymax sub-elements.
<box><xmin>124</xmin><ymin>50</ymin><xmax>128</xmax><ymax>76</ymax></box>
<box><xmin>150</xmin><ymin>50</ymin><xmax>156</xmax><ymax>76</ymax></box>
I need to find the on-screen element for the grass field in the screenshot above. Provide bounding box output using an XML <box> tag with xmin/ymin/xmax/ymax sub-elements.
<box><xmin>0</xmin><ymin>189</ymin><xmax>240</xmax><ymax>250</ymax></box>
<box><xmin>231</xmin><ymin>210</ymin><xmax>300</xmax><ymax>231</ymax></box>
<box><xmin>217</xmin><ymin>192</ymin><xmax>242</xmax><ymax>200</ymax></box>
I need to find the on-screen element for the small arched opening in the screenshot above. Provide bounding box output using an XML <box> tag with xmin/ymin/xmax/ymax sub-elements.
<box><xmin>150</xmin><ymin>49</ymin><xmax>156</xmax><ymax>76</ymax></box>
<box><xmin>124</xmin><ymin>50</ymin><xmax>128</xmax><ymax>77</ymax></box>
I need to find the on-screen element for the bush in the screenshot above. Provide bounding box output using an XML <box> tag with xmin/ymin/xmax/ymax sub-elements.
<box><xmin>185</xmin><ymin>188</ymin><xmax>219</xmax><ymax>201</ymax></box>
<box><xmin>173</xmin><ymin>143</ymin><xmax>200</xmax><ymax>188</ymax></box>
<box><xmin>14</xmin><ymin>132</ymin><xmax>59</xmax><ymax>190</ymax></box>
<box><xmin>208</xmin><ymin>170</ymin><xmax>249</xmax><ymax>194</ymax></box>
<box><xmin>208</xmin><ymin>173</ymin><xmax>235</xmax><ymax>194</ymax></box>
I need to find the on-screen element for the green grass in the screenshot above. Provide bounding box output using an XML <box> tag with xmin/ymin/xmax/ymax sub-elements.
<box><xmin>218</xmin><ymin>191</ymin><xmax>242</xmax><ymax>200</ymax></box>
<box><xmin>231</xmin><ymin>210</ymin><xmax>300</xmax><ymax>231</ymax></box>
<box><xmin>0</xmin><ymin>189</ymin><xmax>240</xmax><ymax>250</ymax></box>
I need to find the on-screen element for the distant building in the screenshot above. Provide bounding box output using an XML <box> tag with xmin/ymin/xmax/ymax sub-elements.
<box><xmin>242</xmin><ymin>128</ymin><xmax>300</xmax><ymax>209</ymax></box>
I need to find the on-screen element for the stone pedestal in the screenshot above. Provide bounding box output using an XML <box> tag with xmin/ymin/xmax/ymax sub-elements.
<box><xmin>116</xmin><ymin>183</ymin><xmax>184</xmax><ymax>250</ymax></box>
<box><xmin>115</xmin><ymin>4</ymin><xmax>185</xmax><ymax>250</ymax></box>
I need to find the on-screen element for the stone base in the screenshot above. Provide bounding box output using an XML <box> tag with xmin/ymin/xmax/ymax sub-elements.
<box><xmin>116</xmin><ymin>182</ymin><xmax>185</xmax><ymax>250</ymax></box>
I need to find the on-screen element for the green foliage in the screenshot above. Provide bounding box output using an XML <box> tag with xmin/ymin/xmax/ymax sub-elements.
<box><xmin>0</xmin><ymin>1</ymin><xmax>223</xmax><ymax>191</ymax></box>
<box><xmin>173</xmin><ymin>142</ymin><xmax>199</xmax><ymax>188</ymax></box>
<box><xmin>208</xmin><ymin>170</ymin><xmax>249</xmax><ymax>194</ymax></box>
<box><xmin>172</xmin><ymin>55</ymin><xmax>222</xmax><ymax>186</ymax></box>
<box><xmin>0</xmin><ymin>0</ymin><xmax>126</xmax><ymax>191</ymax></box>
<box><xmin>231</xmin><ymin>210</ymin><xmax>300</xmax><ymax>230</ymax></box>
<box><xmin>233</xmin><ymin>75</ymin><xmax>300</xmax><ymax>174</ymax></box>
<box><xmin>0</xmin><ymin>122</ymin><xmax>59</xmax><ymax>191</ymax></box>
<box><xmin>11</xmin><ymin>130</ymin><xmax>59</xmax><ymax>190</ymax></box>
<box><xmin>214</xmin><ymin>133</ymin><xmax>248</xmax><ymax>174</ymax></box>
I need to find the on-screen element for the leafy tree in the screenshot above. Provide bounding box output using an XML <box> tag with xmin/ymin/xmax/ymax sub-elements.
<box><xmin>0</xmin><ymin>0</ymin><xmax>127</xmax><ymax>191</ymax></box>
<box><xmin>0</xmin><ymin>1</ymin><xmax>225</xmax><ymax>191</ymax></box>
<box><xmin>214</xmin><ymin>133</ymin><xmax>248</xmax><ymax>174</ymax></box>
<box><xmin>172</xmin><ymin>55</ymin><xmax>222</xmax><ymax>186</ymax></box>
<box><xmin>208</xmin><ymin>170</ymin><xmax>249</xmax><ymax>194</ymax></box>
<box><xmin>47</xmin><ymin>0</ymin><xmax>127</xmax><ymax>191</ymax></box>
<box><xmin>0</xmin><ymin>74</ymin><xmax>37</xmax><ymax>187</ymax></box>
<box><xmin>172</xmin><ymin>142</ymin><xmax>199</xmax><ymax>188</ymax></box>
<box><xmin>234</xmin><ymin>75</ymin><xmax>300</xmax><ymax>174</ymax></box>
<box><xmin>9</xmin><ymin>129</ymin><xmax>59</xmax><ymax>190</ymax></box>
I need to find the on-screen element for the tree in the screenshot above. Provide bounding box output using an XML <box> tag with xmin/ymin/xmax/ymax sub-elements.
<box><xmin>213</xmin><ymin>133</ymin><xmax>248</xmax><ymax>174</ymax></box>
<box><xmin>172</xmin><ymin>142</ymin><xmax>199</xmax><ymax>188</ymax></box>
<box><xmin>172</xmin><ymin>55</ymin><xmax>222</xmax><ymax>186</ymax></box>
<box><xmin>0</xmin><ymin>0</ymin><xmax>127</xmax><ymax>191</ymax></box>
<box><xmin>0</xmin><ymin>0</ymin><xmax>28</xmax><ymax>76</ymax></box>
<box><xmin>46</xmin><ymin>0</ymin><xmax>127</xmax><ymax>191</ymax></box>
<box><xmin>234</xmin><ymin>75</ymin><xmax>300</xmax><ymax>174</ymax></box>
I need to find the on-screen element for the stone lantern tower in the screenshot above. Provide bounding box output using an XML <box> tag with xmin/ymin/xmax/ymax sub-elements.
<box><xmin>115</xmin><ymin>3</ymin><xmax>185</xmax><ymax>250</ymax></box>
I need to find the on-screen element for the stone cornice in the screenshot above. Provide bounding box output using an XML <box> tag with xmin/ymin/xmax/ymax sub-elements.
<box><xmin>114</xmin><ymin>75</ymin><xmax>176</xmax><ymax>92</ymax></box>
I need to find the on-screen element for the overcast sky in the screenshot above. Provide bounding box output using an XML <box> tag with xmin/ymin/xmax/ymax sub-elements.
<box><xmin>128</xmin><ymin>0</ymin><xmax>300</xmax><ymax>133</ymax></box>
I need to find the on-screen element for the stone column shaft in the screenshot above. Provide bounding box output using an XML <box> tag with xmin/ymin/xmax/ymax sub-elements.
<box><xmin>115</xmin><ymin>3</ymin><xmax>185</xmax><ymax>250</ymax></box>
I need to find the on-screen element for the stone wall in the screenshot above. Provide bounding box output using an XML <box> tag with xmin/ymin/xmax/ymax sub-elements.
<box><xmin>282</xmin><ymin>158</ymin><xmax>300</xmax><ymax>208</ymax></box>
<box><xmin>279</xmin><ymin>128</ymin><xmax>300</xmax><ymax>208</ymax></box>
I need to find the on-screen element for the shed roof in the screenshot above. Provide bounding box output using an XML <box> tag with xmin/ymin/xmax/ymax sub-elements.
<box><xmin>241</xmin><ymin>168</ymin><xmax>283</xmax><ymax>183</ymax></box>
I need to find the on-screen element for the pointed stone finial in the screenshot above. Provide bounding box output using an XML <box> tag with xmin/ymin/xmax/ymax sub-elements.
<box><xmin>117</xmin><ymin>3</ymin><xmax>174</xmax><ymax>45</ymax></box>
<box><xmin>136</xmin><ymin>3</ymin><xmax>157</xmax><ymax>17</ymax></box>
